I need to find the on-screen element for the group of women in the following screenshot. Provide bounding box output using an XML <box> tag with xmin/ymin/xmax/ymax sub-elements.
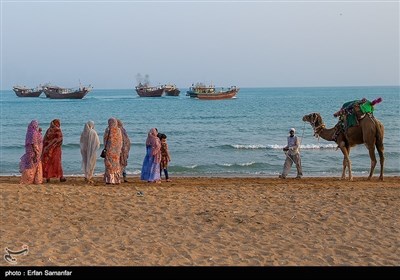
<box><xmin>19</xmin><ymin>118</ymin><xmax>164</xmax><ymax>185</ymax></box>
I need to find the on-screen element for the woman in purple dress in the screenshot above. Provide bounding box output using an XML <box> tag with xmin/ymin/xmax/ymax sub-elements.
<box><xmin>19</xmin><ymin>120</ymin><xmax>43</xmax><ymax>184</ymax></box>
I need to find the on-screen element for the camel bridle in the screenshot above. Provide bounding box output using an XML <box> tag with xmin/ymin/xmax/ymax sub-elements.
<box><xmin>308</xmin><ymin>113</ymin><xmax>325</xmax><ymax>137</ymax></box>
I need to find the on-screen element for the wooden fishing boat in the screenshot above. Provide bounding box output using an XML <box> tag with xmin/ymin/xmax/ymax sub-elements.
<box><xmin>187</xmin><ymin>83</ymin><xmax>239</xmax><ymax>100</ymax></box>
<box><xmin>13</xmin><ymin>85</ymin><xmax>43</xmax><ymax>97</ymax></box>
<box><xmin>43</xmin><ymin>85</ymin><xmax>92</xmax><ymax>99</ymax></box>
<box><xmin>196</xmin><ymin>86</ymin><xmax>239</xmax><ymax>100</ymax></box>
<box><xmin>162</xmin><ymin>84</ymin><xmax>180</xmax><ymax>96</ymax></box>
<box><xmin>186</xmin><ymin>83</ymin><xmax>215</xmax><ymax>98</ymax></box>
<box><xmin>135</xmin><ymin>84</ymin><xmax>164</xmax><ymax>97</ymax></box>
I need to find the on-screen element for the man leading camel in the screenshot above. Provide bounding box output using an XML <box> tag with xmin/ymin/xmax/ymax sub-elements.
<box><xmin>279</xmin><ymin>128</ymin><xmax>303</xmax><ymax>179</ymax></box>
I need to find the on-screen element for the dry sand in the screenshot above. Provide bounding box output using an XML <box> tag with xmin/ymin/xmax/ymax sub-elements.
<box><xmin>1</xmin><ymin>175</ymin><xmax>399</xmax><ymax>266</ymax></box>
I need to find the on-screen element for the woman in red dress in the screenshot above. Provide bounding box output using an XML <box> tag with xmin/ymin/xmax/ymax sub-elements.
<box><xmin>42</xmin><ymin>119</ymin><xmax>66</xmax><ymax>183</ymax></box>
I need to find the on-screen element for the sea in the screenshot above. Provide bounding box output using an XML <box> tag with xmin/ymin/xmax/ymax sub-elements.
<box><xmin>1</xmin><ymin>86</ymin><xmax>399</xmax><ymax>178</ymax></box>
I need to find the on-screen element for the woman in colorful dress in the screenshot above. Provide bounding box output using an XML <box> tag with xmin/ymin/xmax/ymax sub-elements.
<box><xmin>42</xmin><ymin>119</ymin><xmax>66</xmax><ymax>183</ymax></box>
<box><xmin>141</xmin><ymin>128</ymin><xmax>161</xmax><ymax>183</ymax></box>
<box><xmin>19</xmin><ymin>120</ymin><xmax>43</xmax><ymax>184</ymax></box>
<box><xmin>103</xmin><ymin>117</ymin><xmax>123</xmax><ymax>184</ymax></box>
<box><xmin>80</xmin><ymin>120</ymin><xmax>100</xmax><ymax>184</ymax></box>
<box><xmin>117</xmin><ymin>119</ymin><xmax>131</xmax><ymax>183</ymax></box>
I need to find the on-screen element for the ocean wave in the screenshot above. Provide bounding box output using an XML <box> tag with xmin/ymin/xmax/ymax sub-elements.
<box><xmin>218</xmin><ymin>162</ymin><xmax>257</xmax><ymax>167</ymax></box>
<box><xmin>0</xmin><ymin>144</ymin><xmax>24</xmax><ymax>150</ymax></box>
<box><xmin>62</xmin><ymin>143</ymin><xmax>81</xmax><ymax>149</ymax></box>
<box><xmin>220</xmin><ymin>143</ymin><xmax>338</xmax><ymax>150</ymax></box>
<box><xmin>169</xmin><ymin>162</ymin><xmax>277</xmax><ymax>173</ymax></box>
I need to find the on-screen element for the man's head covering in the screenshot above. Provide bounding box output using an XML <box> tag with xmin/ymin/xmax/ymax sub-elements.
<box><xmin>289</xmin><ymin>128</ymin><xmax>295</xmax><ymax>133</ymax></box>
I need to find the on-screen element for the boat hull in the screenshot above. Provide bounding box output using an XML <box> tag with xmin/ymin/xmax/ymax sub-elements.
<box><xmin>44</xmin><ymin>89</ymin><xmax>90</xmax><ymax>99</ymax></box>
<box><xmin>136</xmin><ymin>88</ymin><xmax>164</xmax><ymax>97</ymax></box>
<box><xmin>186</xmin><ymin>91</ymin><xmax>198</xmax><ymax>98</ymax></box>
<box><xmin>164</xmin><ymin>89</ymin><xmax>180</xmax><ymax>96</ymax></box>
<box><xmin>195</xmin><ymin>89</ymin><xmax>239</xmax><ymax>100</ymax></box>
<box><xmin>13</xmin><ymin>90</ymin><xmax>43</xmax><ymax>97</ymax></box>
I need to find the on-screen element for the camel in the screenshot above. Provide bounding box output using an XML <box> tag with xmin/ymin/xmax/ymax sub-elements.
<box><xmin>302</xmin><ymin>111</ymin><xmax>384</xmax><ymax>181</ymax></box>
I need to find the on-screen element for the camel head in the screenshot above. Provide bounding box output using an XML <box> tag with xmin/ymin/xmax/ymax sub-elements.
<box><xmin>303</xmin><ymin>113</ymin><xmax>325</xmax><ymax>136</ymax></box>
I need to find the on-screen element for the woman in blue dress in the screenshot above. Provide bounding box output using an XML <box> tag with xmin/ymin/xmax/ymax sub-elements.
<box><xmin>141</xmin><ymin>128</ymin><xmax>161</xmax><ymax>183</ymax></box>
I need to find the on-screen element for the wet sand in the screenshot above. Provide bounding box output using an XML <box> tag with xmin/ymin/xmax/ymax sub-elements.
<box><xmin>1</xmin><ymin>175</ymin><xmax>399</xmax><ymax>266</ymax></box>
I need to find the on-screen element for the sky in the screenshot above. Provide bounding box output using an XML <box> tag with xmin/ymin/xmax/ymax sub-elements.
<box><xmin>1</xmin><ymin>0</ymin><xmax>399</xmax><ymax>89</ymax></box>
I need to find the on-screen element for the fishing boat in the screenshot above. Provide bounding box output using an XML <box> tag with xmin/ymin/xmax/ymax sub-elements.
<box><xmin>186</xmin><ymin>83</ymin><xmax>215</xmax><ymax>98</ymax></box>
<box><xmin>162</xmin><ymin>84</ymin><xmax>180</xmax><ymax>96</ymax></box>
<box><xmin>135</xmin><ymin>83</ymin><xmax>164</xmax><ymax>97</ymax></box>
<box><xmin>43</xmin><ymin>85</ymin><xmax>92</xmax><ymax>99</ymax></box>
<box><xmin>13</xmin><ymin>85</ymin><xmax>43</xmax><ymax>97</ymax></box>
<box><xmin>187</xmin><ymin>83</ymin><xmax>239</xmax><ymax>100</ymax></box>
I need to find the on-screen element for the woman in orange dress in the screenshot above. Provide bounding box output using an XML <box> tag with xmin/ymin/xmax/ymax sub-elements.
<box><xmin>19</xmin><ymin>120</ymin><xmax>43</xmax><ymax>184</ymax></box>
<box><xmin>103</xmin><ymin>117</ymin><xmax>123</xmax><ymax>184</ymax></box>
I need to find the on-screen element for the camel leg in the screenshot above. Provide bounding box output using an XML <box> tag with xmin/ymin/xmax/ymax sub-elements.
<box><xmin>376</xmin><ymin>142</ymin><xmax>384</xmax><ymax>181</ymax></box>
<box><xmin>375</xmin><ymin>137</ymin><xmax>385</xmax><ymax>181</ymax></box>
<box><xmin>339</xmin><ymin>144</ymin><xmax>352</xmax><ymax>181</ymax></box>
<box><xmin>346</xmin><ymin>155</ymin><xmax>352</xmax><ymax>181</ymax></box>
<box><xmin>367</xmin><ymin>146</ymin><xmax>377</xmax><ymax>180</ymax></box>
<box><xmin>341</xmin><ymin>157</ymin><xmax>347</xmax><ymax>180</ymax></box>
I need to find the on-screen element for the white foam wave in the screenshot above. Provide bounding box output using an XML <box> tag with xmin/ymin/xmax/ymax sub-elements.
<box><xmin>231</xmin><ymin>144</ymin><xmax>267</xmax><ymax>149</ymax></box>
<box><xmin>220</xmin><ymin>162</ymin><xmax>256</xmax><ymax>167</ymax></box>
<box><xmin>231</xmin><ymin>143</ymin><xmax>337</xmax><ymax>150</ymax></box>
<box><xmin>301</xmin><ymin>144</ymin><xmax>337</xmax><ymax>149</ymax></box>
<box><xmin>183</xmin><ymin>165</ymin><xmax>198</xmax><ymax>169</ymax></box>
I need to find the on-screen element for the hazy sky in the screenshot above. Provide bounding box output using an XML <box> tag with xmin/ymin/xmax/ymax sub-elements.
<box><xmin>1</xmin><ymin>0</ymin><xmax>399</xmax><ymax>89</ymax></box>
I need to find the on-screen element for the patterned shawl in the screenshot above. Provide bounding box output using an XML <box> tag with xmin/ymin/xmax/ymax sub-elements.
<box><xmin>20</xmin><ymin>120</ymin><xmax>42</xmax><ymax>171</ymax></box>
<box><xmin>42</xmin><ymin>119</ymin><xmax>63</xmax><ymax>165</ymax></box>
<box><xmin>104</xmin><ymin>118</ymin><xmax>123</xmax><ymax>173</ymax></box>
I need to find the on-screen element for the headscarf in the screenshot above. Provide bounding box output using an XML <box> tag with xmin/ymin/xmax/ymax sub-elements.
<box><xmin>20</xmin><ymin>120</ymin><xmax>42</xmax><ymax>171</ymax></box>
<box><xmin>117</xmin><ymin>119</ymin><xmax>131</xmax><ymax>167</ymax></box>
<box><xmin>25</xmin><ymin>120</ymin><xmax>40</xmax><ymax>146</ymax></box>
<box><xmin>146</xmin><ymin>128</ymin><xmax>161</xmax><ymax>163</ymax></box>
<box><xmin>104</xmin><ymin>117</ymin><xmax>123</xmax><ymax>155</ymax></box>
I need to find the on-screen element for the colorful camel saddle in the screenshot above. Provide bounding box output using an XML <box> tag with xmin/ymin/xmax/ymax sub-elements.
<box><xmin>333</xmin><ymin>97</ymin><xmax>382</xmax><ymax>128</ymax></box>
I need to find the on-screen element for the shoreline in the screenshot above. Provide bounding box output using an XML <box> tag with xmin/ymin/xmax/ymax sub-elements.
<box><xmin>1</xmin><ymin>173</ymin><xmax>398</xmax><ymax>179</ymax></box>
<box><xmin>1</xmin><ymin>176</ymin><xmax>399</xmax><ymax>266</ymax></box>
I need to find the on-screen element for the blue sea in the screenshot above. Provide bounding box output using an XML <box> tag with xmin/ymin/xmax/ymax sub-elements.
<box><xmin>1</xmin><ymin>86</ymin><xmax>399</xmax><ymax>178</ymax></box>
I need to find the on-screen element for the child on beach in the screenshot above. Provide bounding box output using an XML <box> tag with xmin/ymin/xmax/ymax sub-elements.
<box><xmin>159</xmin><ymin>133</ymin><xmax>171</xmax><ymax>182</ymax></box>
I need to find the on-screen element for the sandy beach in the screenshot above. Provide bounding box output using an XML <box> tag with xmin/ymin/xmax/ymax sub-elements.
<box><xmin>1</xmin><ymin>175</ymin><xmax>399</xmax><ymax>266</ymax></box>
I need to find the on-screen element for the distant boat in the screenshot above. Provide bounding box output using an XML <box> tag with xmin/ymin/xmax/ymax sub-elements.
<box><xmin>186</xmin><ymin>83</ymin><xmax>215</xmax><ymax>98</ymax></box>
<box><xmin>162</xmin><ymin>84</ymin><xmax>180</xmax><ymax>96</ymax></box>
<box><xmin>13</xmin><ymin>85</ymin><xmax>43</xmax><ymax>97</ymax></box>
<box><xmin>135</xmin><ymin>84</ymin><xmax>164</xmax><ymax>97</ymax></box>
<box><xmin>43</xmin><ymin>85</ymin><xmax>92</xmax><ymax>99</ymax></box>
<box><xmin>187</xmin><ymin>83</ymin><xmax>239</xmax><ymax>100</ymax></box>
